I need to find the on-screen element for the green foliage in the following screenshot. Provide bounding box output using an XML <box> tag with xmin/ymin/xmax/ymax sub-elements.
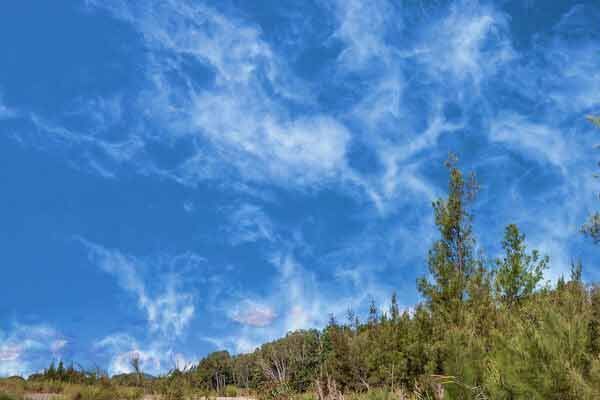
<box><xmin>587</xmin><ymin>115</ymin><xmax>600</xmax><ymax>128</ymax></box>
<box><xmin>259</xmin><ymin>382</ymin><xmax>294</xmax><ymax>400</ymax></box>
<box><xmin>225</xmin><ymin>384</ymin><xmax>238</xmax><ymax>397</ymax></box>
<box><xmin>0</xmin><ymin>377</ymin><xmax>25</xmax><ymax>399</ymax></box>
<box><xmin>65</xmin><ymin>385</ymin><xmax>118</xmax><ymax>400</ymax></box>
<box><xmin>418</xmin><ymin>154</ymin><xmax>479</xmax><ymax>329</ymax></box>
<box><xmin>159</xmin><ymin>380</ymin><xmax>185</xmax><ymax>400</ymax></box>
<box><xmin>582</xmin><ymin>213</ymin><xmax>600</xmax><ymax>243</ymax></box>
<box><xmin>485</xmin><ymin>283</ymin><xmax>600</xmax><ymax>399</ymax></box>
<box><xmin>583</xmin><ymin>115</ymin><xmax>600</xmax><ymax>243</ymax></box>
<box><xmin>494</xmin><ymin>224</ymin><xmax>548</xmax><ymax>307</ymax></box>
<box><xmin>193</xmin><ymin>350</ymin><xmax>232</xmax><ymax>392</ymax></box>
<box><xmin>0</xmin><ymin>394</ymin><xmax>22</xmax><ymax>400</ymax></box>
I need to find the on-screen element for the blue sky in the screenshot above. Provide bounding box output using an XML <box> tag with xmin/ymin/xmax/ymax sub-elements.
<box><xmin>1</xmin><ymin>0</ymin><xmax>600</xmax><ymax>377</ymax></box>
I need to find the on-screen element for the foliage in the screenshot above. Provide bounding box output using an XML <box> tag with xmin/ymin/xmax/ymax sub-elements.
<box><xmin>494</xmin><ymin>224</ymin><xmax>548</xmax><ymax>307</ymax></box>
<box><xmin>0</xmin><ymin>394</ymin><xmax>22</xmax><ymax>400</ymax></box>
<box><xmin>583</xmin><ymin>115</ymin><xmax>600</xmax><ymax>243</ymax></box>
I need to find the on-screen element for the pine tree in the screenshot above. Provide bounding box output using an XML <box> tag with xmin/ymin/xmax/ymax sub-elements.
<box><xmin>46</xmin><ymin>361</ymin><xmax>57</xmax><ymax>380</ymax></box>
<box><xmin>368</xmin><ymin>299</ymin><xmax>379</xmax><ymax>327</ymax></box>
<box><xmin>494</xmin><ymin>224</ymin><xmax>548</xmax><ymax>307</ymax></box>
<box><xmin>418</xmin><ymin>154</ymin><xmax>479</xmax><ymax>326</ymax></box>
<box><xmin>582</xmin><ymin>115</ymin><xmax>600</xmax><ymax>243</ymax></box>
<box><xmin>390</xmin><ymin>292</ymin><xmax>400</xmax><ymax>323</ymax></box>
<box><xmin>57</xmin><ymin>360</ymin><xmax>65</xmax><ymax>381</ymax></box>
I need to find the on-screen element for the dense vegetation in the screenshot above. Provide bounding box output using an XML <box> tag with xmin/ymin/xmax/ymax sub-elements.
<box><xmin>3</xmin><ymin>121</ymin><xmax>600</xmax><ymax>399</ymax></box>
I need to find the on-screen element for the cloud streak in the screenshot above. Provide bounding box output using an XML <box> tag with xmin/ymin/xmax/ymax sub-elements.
<box><xmin>0</xmin><ymin>324</ymin><xmax>66</xmax><ymax>377</ymax></box>
<box><xmin>81</xmin><ymin>239</ymin><xmax>198</xmax><ymax>337</ymax></box>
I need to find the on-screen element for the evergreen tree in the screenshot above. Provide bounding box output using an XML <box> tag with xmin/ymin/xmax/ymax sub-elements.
<box><xmin>367</xmin><ymin>299</ymin><xmax>379</xmax><ymax>327</ymax></box>
<box><xmin>418</xmin><ymin>154</ymin><xmax>479</xmax><ymax>326</ymax></box>
<box><xmin>56</xmin><ymin>360</ymin><xmax>65</xmax><ymax>381</ymax></box>
<box><xmin>583</xmin><ymin>115</ymin><xmax>600</xmax><ymax>243</ymax></box>
<box><xmin>46</xmin><ymin>361</ymin><xmax>57</xmax><ymax>381</ymax></box>
<box><xmin>389</xmin><ymin>292</ymin><xmax>400</xmax><ymax>322</ymax></box>
<box><xmin>494</xmin><ymin>224</ymin><xmax>548</xmax><ymax>307</ymax></box>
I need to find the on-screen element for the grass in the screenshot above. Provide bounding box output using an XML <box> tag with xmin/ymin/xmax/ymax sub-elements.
<box><xmin>0</xmin><ymin>394</ymin><xmax>23</xmax><ymax>400</ymax></box>
<box><xmin>0</xmin><ymin>378</ymin><xmax>144</xmax><ymax>400</ymax></box>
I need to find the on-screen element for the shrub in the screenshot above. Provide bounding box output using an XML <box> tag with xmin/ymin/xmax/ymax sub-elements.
<box><xmin>64</xmin><ymin>385</ymin><xmax>118</xmax><ymax>400</ymax></box>
<box><xmin>225</xmin><ymin>385</ymin><xmax>238</xmax><ymax>397</ymax></box>
<box><xmin>117</xmin><ymin>386</ymin><xmax>144</xmax><ymax>400</ymax></box>
<box><xmin>159</xmin><ymin>380</ymin><xmax>185</xmax><ymax>400</ymax></box>
<box><xmin>0</xmin><ymin>378</ymin><xmax>25</xmax><ymax>398</ymax></box>
<box><xmin>0</xmin><ymin>393</ymin><xmax>22</xmax><ymax>400</ymax></box>
<box><xmin>259</xmin><ymin>383</ymin><xmax>294</xmax><ymax>400</ymax></box>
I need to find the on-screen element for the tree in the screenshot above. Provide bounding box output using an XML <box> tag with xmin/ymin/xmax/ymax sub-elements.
<box><xmin>57</xmin><ymin>360</ymin><xmax>65</xmax><ymax>380</ymax></box>
<box><xmin>583</xmin><ymin>115</ymin><xmax>600</xmax><ymax>243</ymax></box>
<box><xmin>46</xmin><ymin>361</ymin><xmax>57</xmax><ymax>380</ymax></box>
<box><xmin>130</xmin><ymin>352</ymin><xmax>142</xmax><ymax>387</ymax></box>
<box><xmin>367</xmin><ymin>299</ymin><xmax>379</xmax><ymax>327</ymax></box>
<box><xmin>195</xmin><ymin>351</ymin><xmax>232</xmax><ymax>393</ymax></box>
<box><xmin>389</xmin><ymin>292</ymin><xmax>400</xmax><ymax>322</ymax></box>
<box><xmin>418</xmin><ymin>154</ymin><xmax>479</xmax><ymax>326</ymax></box>
<box><xmin>494</xmin><ymin>224</ymin><xmax>548</xmax><ymax>307</ymax></box>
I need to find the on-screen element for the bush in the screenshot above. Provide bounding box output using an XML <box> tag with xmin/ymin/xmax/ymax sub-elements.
<box><xmin>64</xmin><ymin>385</ymin><xmax>118</xmax><ymax>400</ymax></box>
<box><xmin>159</xmin><ymin>380</ymin><xmax>185</xmax><ymax>400</ymax></box>
<box><xmin>0</xmin><ymin>393</ymin><xmax>22</xmax><ymax>400</ymax></box>
<box><xmin>259</xmin><ymin>383</ymin><xmax>294</xmax><ymax>400</ymax></box>
<box><xmin>225</xmin><ymin>385</ymin><xmax>238</xmax><ymax>397</ymax></box>
<box><xmin>28</xmin><ymin>380</ymin><xmax>65</xmax><ymax>394</ymax></box>
<box><xmin>0</xmin><ymin>378</ymin><xmax>25</xmax><ymax>398</ymax></box>
<box><xmin>117</xmin><ymin>386</ymin><xmax>144</xmax><ymax>400</ymax></box>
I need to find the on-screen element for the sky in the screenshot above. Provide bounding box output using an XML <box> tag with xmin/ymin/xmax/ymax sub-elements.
<box><xmin>1</xmin><ymin>0</ymin><xmax>600</xmax><ymax>377</ymax></box>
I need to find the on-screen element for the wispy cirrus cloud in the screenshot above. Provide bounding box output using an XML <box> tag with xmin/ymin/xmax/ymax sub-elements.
<box><xmin>490</xmin><ymin>113</ymin><xmax>570</xmax><ymax>171</ymax></box>
<box><xmin>79</xmin><ymin>239</ymin><xmax>207</xmax><ymax>375</ymax></box>
<box><xmin>418</xmin><ymin>0</ymin><xmax>514</xmax><ymax>88</ymax></box>
<box><xmin>225</xmin><ymin>203</ymin><xmax>276</xmax><ymax>246</ymax></box>
<box><xmin>0</xmin><ymin>94</ymin><xmax>17</xmax><ymax>120</ymax></box>
<box><xmin>0</xmin><ymin>324</ymin><xmax>67</xmax><ymax>377</ymax></box>
<box><xmin>207</xmin><ymin>251</ymin><xmax>396</xmax><ymax>355</ymax></box>
<box><xmin>94</xmin><ymin>333</ymin><xmax>195</xmax><ymax>375</ymax></box>
<box><xmin>229</xmin><ymin>300</ymin><xmax>277</xmax><ymax>328</ymax></box>
<box><xmin>81</xmin><ymin>239</ymin><xmax>199</xmax><ymax>337</ymax></box>
<box><xmin>332</xmin><ymin>0</ymin><xmax>396</xmax><ymax>70</ymax></box>
<box><xmin>81</xmin><ymin>0</ymin><xmax>356</xmax><ymax>191</ymax></box>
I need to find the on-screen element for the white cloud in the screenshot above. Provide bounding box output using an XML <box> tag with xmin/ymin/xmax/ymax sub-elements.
<box><xmin>226</xmin><ymin>204</ymin><xmax>275</xmax><ymax>245</ymax></box>
<box><xmin>0</xmin><ymin>104</ymin><xmax>17</xmax><ymax>120</ymax></box>
<box><xmin>332</xmin><ymin>0</ymin><xmax>395</xmax><ymax>70</ymax></box>
<box><xmin>0</xmin><ymin>324</ymin><xmax>66</xmax><ymax>377</ymax></box>
<box><xmin>419</xmin><ymin>0</ymin><xmax>515</xmax><ymax>88</ymax></box>
<box><xmin>490</xmin><ymin>113</ymin><xmax>570</xmax><ymax>171</ymax></box>
<box><xmin>94</xmin><ymin>333</ymin><xmax>193</xmax><ymax>375</ymax></box>
<box><xmin>229</xmin><ymin>300</ymin><xmax>277</xmax><ymax>328</ymax></box>
<box><xmin>190</xmin><ymin>97</ymin><xmax>351</xmax><ymax>185</ymax></box>
<box><xmin>82</xmin><ymin>0</ymin><xmax>354</xmax><ymax>191</ymax></box>
<box><xmin>81</xmin><ymin>239</ymin><xmax>198</xmax><ymax>337</ymax></box>
<box><xmin>203</xmin><ymin>250</ymin><xmax>398</xmax><ymax>356</ymax></box>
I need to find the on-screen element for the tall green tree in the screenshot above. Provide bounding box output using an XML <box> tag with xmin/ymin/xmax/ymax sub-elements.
<box><xmin>583</xmin><ymin>115</ymin><xmax>600</xmax><ymax>243</ymax></box>
<box><xmin>418</xmin><ymin>154</ymin><xmax>479</xmax><ymax>326</ymax></box>
<box><xmin>494</xmin><ymin>224</ymin><xmax>548</xmax><ymax>307</ymax></box>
